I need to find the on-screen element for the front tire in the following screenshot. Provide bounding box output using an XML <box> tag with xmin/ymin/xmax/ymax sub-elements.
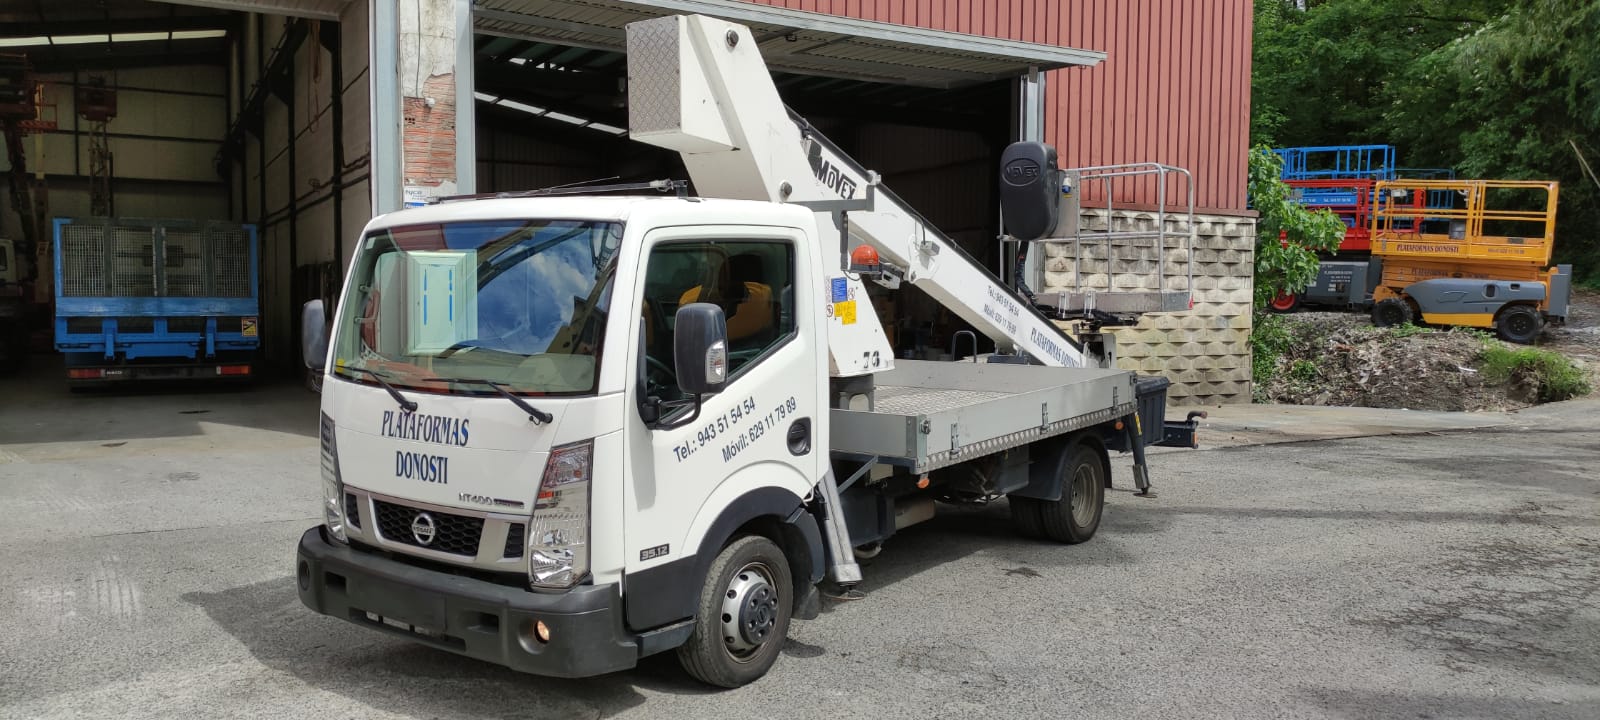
<box><xmin>677</xmin><ymin>535</ymin><xmax>793</xmax><ymax>688</ymax></box>
<box><xmin>1495</xmin><ymin>305</ymin><xmax>1543</xmax><ymax>344</ymax></box>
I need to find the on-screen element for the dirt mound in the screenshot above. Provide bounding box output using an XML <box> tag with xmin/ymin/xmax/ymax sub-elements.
<box><xmin>1255</xmin><ymin>302</ymin><xmax>1594</xmax><ymax>412</ymax></box>
<box><xmin>1257</xmin><ymin>314</ymin><xmax>1511</xmax><ymax>411</ymax></box>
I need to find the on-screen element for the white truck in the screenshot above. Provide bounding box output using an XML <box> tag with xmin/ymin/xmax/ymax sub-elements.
<box><xmin>294</xmin><ymin>14</ymin><xmax>1200</xmax><ymax>688</ymax></box>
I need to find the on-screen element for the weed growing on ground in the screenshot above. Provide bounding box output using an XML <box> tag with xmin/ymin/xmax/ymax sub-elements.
<box><xmin>1385</xmin><ymin>323</ymin><xmax>1431</xmax><ymax>339</ymax></box>
<box><xmin>1289</xmin><ymin>359</ymin><xmax>1319</xmax><ymax>383</ymax></box>
<box><xmin>1478</xmin><ymin>342</ymin><xmax>1592</xmax><ymax>402</ymax></box>
<box><xmin>1251</xmin><ymin>312</ymin><xmax>1294</xmax><ymax>399</ymax></box>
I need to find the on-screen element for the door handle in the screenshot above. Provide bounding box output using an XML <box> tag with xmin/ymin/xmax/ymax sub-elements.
<box><xmin>786</xmin><ymin>417</ymin><xmax>811</xmax><ymax>456</ymax></box>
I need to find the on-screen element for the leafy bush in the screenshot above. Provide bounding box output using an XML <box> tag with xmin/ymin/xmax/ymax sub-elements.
<box><xmin>1247</xmin><ymin>147</ymin><xmax>1349</xmax><ymax>308</ymax></box>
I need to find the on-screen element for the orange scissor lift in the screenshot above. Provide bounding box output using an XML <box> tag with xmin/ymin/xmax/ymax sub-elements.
<box><xmin>1367</xmin><ymin>179</ymin><xmax>1570</xmax><ymax>343</ymax></box>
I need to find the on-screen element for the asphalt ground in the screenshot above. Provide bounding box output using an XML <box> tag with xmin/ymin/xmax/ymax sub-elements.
<box><xmin>2</xmin><ymin>359</ymin><xmax>1597</xmax><ymax>719</ymax></box>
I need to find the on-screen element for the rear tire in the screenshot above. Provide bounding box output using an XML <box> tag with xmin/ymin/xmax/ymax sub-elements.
<box><xmin>1495</xmin><ymin>305</ymin><xmax>1544</xmax><ymax>344</ymax></box>
<box><xmin>1010</xmin><ymin>497</ymin><xmax>1047</xmax><ymax>539</ymax></box>
<box><xmin>677</xmin><ymin>535</ymin><xmax>793</xmax><ymax>688</ymax></box>
<box><xmin>1371</xmin><ymin>298</ymin><xmax>1413</xmax><ymax>327</ymax></box>
<box><xmin>1036</xmin><ymin>442</ymin><xmax>1106</xmax><ymax>544</ymax></box>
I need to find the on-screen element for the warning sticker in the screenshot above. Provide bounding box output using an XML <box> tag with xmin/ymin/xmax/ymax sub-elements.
<box><xmin>835</xmin><ymin>300</ymin><xmax>857</xmax><ymax>325</ymax></box>
<box><xmin>830</xmin><ymin>277</ymin><xmax>848</xmax><ymax>303</ymax></box>
<box><xmin>241</xmin><ymin>317</ymin><xmax>258</xmax><ymax>337</ymax></box>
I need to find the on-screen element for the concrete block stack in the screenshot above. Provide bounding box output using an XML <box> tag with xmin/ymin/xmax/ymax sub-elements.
<box><xmin>1042</xmin><ymin>209</ymin><xmax>1258</xmax><ymax>405</ymax></box>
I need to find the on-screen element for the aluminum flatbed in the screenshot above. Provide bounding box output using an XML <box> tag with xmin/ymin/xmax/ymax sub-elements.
<box><xmin>829</xmin><ymin>360</ymin><xmax>1138</xmax><ymax>473</ymax></box>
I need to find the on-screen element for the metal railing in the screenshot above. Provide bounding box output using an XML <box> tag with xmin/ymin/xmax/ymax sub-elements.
<box><xmin>1031</xmin><ymin>162</ymin><xmax>1195</xmax><ymax>318</ymax></box>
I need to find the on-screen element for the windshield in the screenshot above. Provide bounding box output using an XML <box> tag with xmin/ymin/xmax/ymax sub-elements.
<box><xmin>331</xmin><ymin>219</ymin><xmax>622</xmax><ymax>396</ymax></box>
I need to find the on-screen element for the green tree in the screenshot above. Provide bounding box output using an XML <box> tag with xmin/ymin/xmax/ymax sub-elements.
<box><xmin>1384</xmin><ymin>0</ymin><xmax>1600</xmax><ymax>279</ymax></box>
<box><xmin>1252</xmin><ymin>0</ymin><xmax>1600</xmax><ymax>280</ymax></box>
<box><xmin>1250</xmin><ymin>0</ymin><xmax>1509</xmax><ymax>147</ymax></box>
<box><xmin>1249</xmin><ymin>147</ymin><xmax>1349</xmax><ymax>307</ymax></box>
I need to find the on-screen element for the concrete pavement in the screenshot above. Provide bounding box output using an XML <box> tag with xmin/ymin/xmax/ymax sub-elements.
<box><xmin>3</xmin><ymin>359</ymin><xmax>1597</xmax><ymax>719</ymax></box>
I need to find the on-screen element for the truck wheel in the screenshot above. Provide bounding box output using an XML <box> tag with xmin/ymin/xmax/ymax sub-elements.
<box><xmin>1036</xmin><ymin>442</ymin><xmax>1105</xmax><ymax>544</ymax></box>
<box><xmin>1010</xmin><ymin>497</ymin><xmax>1047</xmax><ymax>539</ymax></box>
<box><xmin>677</xmin><ymin>535</ymin><xmax>793</xmax><ymax>688</ymax></box>
<box><xmin>1495</xmin><ymin>305</ymin><xmax>1543</xmax><ymax>344</ymax></box>
<box><xmin>1371</xmin><ymin>298</ymin><xmax>1413</xmax><ymax>327</ymax></box>
<box><xmin>1267</xmin><ymin>291</ymin><xmax>1301</xmax><ymax>313</ymax></box>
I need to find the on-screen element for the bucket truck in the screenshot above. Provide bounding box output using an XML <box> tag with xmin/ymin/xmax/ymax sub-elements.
<box><xmin>293</xmin><ymin>13</ymin><xmax>1200</xmax><ymax>688</ymax></box>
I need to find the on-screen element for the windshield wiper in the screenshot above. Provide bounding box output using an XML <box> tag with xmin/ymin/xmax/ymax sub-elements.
<box><xmin>343</xmin><ymin>367</ymin><xmax>419</xmax><ymax>412</ymax></box>
<box><xmin>427</xmin><ymin>377</ymin><xmax>554</xmax><ymax>425</ymax></box>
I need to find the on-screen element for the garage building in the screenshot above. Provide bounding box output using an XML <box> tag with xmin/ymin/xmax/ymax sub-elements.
<box><xmin>0</xmin><ymin>0</ymin><xmax>1254</xmax><ymax>402</ymax></box>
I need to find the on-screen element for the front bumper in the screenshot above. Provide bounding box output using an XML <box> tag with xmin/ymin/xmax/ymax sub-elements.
<box><xmin>296</xmin><ymin>526</ymin><xmax>640</xmax><ymax>678</ymax></box>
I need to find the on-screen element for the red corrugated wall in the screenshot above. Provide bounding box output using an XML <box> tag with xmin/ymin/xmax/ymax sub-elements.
<box><xmin>743</xmin><ymin>0</ymin><xmax>1254</xmax><ymax>214</ymax></box>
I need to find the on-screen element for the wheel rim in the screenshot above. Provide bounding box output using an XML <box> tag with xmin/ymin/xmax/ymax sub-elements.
<box><xmin>1069</xmin><ymin>462</ymin><xmax>1098</xmax><ymax>527</ymax></box>
<box><xmin>1270</xmin><ymin>292</ymin><xmax>1297</xmax><ymax>311</ymax></box>
<box><xmin>1507</xmin><ymin>312</ymin><xmax>1534</xmax><ymax>337</ymax></box>
<box><xmin>720</xmin><ymin>561</ymin><xmax>780</xmax><ymax>662</ymax></box>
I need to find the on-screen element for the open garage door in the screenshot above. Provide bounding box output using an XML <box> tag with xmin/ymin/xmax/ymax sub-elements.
<box><xmin>2</xmin><ymin>0</ymin><xmax>372</xmax><ymax>375</ymax></box>
<box><xmin>465</xmin><ymin>1</ymin><xmax>1103</xmax><ymax>360</ymax></box>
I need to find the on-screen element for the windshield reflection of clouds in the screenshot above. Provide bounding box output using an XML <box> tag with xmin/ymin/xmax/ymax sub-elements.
<box><xmin>432</xmin><ymin>223</ymin><xmax>599</xmax><ymax>356</ymax></box>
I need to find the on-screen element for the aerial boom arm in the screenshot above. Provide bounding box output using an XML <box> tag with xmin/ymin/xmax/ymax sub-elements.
<box><xmin>625</xmin><ymin>14</ymin><xmax>1086</xmax><ymax>370</ymax></box>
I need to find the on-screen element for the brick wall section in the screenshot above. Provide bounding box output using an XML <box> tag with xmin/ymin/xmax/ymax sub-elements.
<box><xmin>1042</xmin><ymin>209</ymin><xmax>1257</xmax><ymax>405</ymax></box>
<box><xmin>402</xmin><ymin>73</ymin><xmax>456</xmax><ymax>189</ymax></box>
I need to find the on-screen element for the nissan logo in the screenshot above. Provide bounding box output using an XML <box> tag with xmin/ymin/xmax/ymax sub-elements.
<box><xmin>411</xmin><ymin>513</ymin><xmax>437</xmax><ymax>546</ymax></box>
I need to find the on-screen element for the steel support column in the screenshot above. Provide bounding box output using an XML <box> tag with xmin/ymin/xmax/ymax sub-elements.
<box><xmin>369</xmin><ymin>0</ymin><xmax>402</xmax><ymax>214</ymax></box>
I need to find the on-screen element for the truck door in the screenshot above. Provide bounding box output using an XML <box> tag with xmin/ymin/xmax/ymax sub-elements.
<box><xmin>621</xmin><ymin>224</ymin><xmax>823</xmax><ymax>630</ymax></box>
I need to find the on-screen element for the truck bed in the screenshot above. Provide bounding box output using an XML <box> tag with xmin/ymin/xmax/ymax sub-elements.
<box><xmin>829</xmin><ymin>360</ymin><xmax>1137</xmax><ymax>473</ymax></box>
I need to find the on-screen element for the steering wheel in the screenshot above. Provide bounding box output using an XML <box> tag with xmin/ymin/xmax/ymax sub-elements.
<box><xmin>644</xmin><ymin>354</ymin><xmax>677</xmax><ymax>394</ymax></box>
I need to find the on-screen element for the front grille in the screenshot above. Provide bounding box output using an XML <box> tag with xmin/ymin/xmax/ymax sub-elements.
<box><xmin>374</xmin><ymin>499</ymin><xmax>483</xmax><ymax>557</ymax></box>
<box><xmin>344</xmin><ymin>493</ymin><xmax>361</xmax><ymax>528</ymax></box>
<box><xmin>503</xmin><ymin>523</ymin><xmax>525</xmax><ymax>559</ymax></box>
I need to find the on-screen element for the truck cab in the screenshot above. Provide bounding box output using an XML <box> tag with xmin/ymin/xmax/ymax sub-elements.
<box><xmin>298</xmin><ymin>196</ymin><xmax>834</xmax><ymax>685</ymax></box>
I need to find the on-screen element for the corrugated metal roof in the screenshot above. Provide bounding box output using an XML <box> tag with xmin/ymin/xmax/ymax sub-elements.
<box><xmin>475</xmin><ymin>0</ymin><xmax>1103</xmax><ymax>88</ymax></box>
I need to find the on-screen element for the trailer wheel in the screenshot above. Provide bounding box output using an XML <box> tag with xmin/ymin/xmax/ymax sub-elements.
<box><xmin>1495</xmin><ymin>305</ymin><xmax>1544</xmax><ymax>345</ymax></box>
<box><xmin>677</xmin><ymin>535</ymin><xmax>793</xmax><ymax>688</ymax></box>
<box><xmin>1371</xmin><ymin>298</ymin><xmax>1413</xmax><ymax>327</ymax></box>
<box><xmin>1009</xmin><ymin>497</ymin><xmax>1047</xmax><ymax>539</ymax></box>
<box><xmin>1036</xmin><ymin>442</ymin><xmax>1105</xmax><ymax>544</ymax></box>
<box><xmin>1267</xmin><ymin>291</ymin><xmax>1301</xmax><ymax>314</ymax></box>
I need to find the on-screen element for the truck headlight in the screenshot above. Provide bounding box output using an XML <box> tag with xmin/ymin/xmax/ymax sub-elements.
<box><xmin>528</xmin><ymin>440</ymin><xmax>592</xmax><ymax>589</ymax></box>
<box><xmin>320</xmin><ymin>412</ymin><xmax>347</xmax><ymax>543</ymax></box>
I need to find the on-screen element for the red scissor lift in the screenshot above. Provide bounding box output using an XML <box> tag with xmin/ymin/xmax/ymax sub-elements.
<box><xmin>1267</xmin><ymin>145</ymin><xmax>1433</xmax><ymax>312</ymax></box>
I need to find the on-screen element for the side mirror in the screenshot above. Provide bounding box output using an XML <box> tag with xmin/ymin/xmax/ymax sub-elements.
<box><xmin>673</xmin><ymin>302</ymin><xmax>728</xmax><ymax>397</ymax></box>
<box><xmin>301</xmin><ymin>299</ymin><xmax>330</xmax><ymax>371</ymax></box>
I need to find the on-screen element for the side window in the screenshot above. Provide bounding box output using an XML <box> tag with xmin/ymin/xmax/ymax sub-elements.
<box><xmin>640</xmin><ymin>240</ymin><xmax>795</xmax><ymax>399</ymax></box>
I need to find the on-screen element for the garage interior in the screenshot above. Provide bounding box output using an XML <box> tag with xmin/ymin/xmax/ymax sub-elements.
<box><xmin>2</xmin><ymin>0</ymin><xmax>1088</xmax><ymax>375</ymax></box>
